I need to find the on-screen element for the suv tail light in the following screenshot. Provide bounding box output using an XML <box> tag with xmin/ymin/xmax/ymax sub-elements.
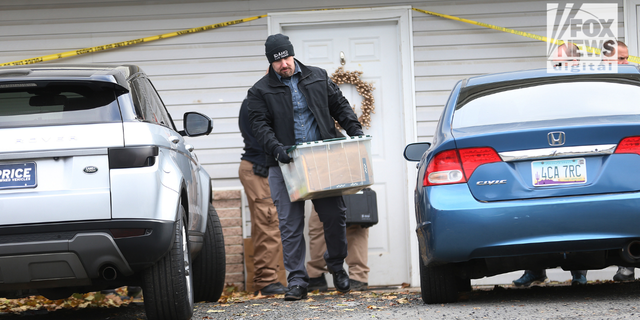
<box><xmin>615</xmin><ymin>136</ymin><xmax>640</xmax><ymax>155</ymax></box>
<box><xmin>108</xmin><ymin>146</ymin><xmax>159</xmax><ymax>169</ymax></box>
<box><xmin>424</xmin><ymin>147</ymin><xmax>502</xmax><ymax>186</ymax></box>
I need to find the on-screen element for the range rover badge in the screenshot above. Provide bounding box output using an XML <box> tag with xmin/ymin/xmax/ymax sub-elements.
<box><xmin>83</xmin><ymin>166</ymin><xmax>98</xmax><ymax>174</ymax></box>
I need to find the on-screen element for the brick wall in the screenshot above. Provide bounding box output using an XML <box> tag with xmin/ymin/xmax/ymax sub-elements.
<box><xmin>212</xmin><ymin>190</ymin><xmax>245</xmax><ymax>291</ymax></box>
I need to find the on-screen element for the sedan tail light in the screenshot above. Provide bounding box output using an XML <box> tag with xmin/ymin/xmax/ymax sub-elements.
<box><xmin>615</xmin><ymin>136</ymin><xmax>640</xmax><ymax>155</ymax></box>
<box><xmin>424</xmin><ymin>147</ymin><xmax>502</xmax><ymax>186</ymax></box>
<box><xmin>458</xmin><ymin>147</ymin><xmax>502</xmax><ymax>178</ymax></box>
<box><xmin>424</xmin><ymin>150</ymin><xmax>466</xmax><ymax>186</ymax></box>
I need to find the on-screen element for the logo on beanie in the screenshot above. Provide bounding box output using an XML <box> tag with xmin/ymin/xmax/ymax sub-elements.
<box><xmin>273</xmin><ymin>50</ymin><xmax>289</xmax><ymax>61</ymax></box>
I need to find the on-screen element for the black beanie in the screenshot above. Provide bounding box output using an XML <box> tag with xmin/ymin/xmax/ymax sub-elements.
<box><xmin>265</xmin><ymin>33</ymin><xmax>295</xmax><ymax>64</ymax></box>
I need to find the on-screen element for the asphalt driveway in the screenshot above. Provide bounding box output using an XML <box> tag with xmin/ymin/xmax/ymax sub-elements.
<box><xmin>4</xmin><ymin>280</ymin><xmax>640</xmax><ymax>319</ymax></box>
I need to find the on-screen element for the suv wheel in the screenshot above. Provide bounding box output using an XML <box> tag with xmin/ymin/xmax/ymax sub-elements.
<box><xmin>193</xmin><ymin>203</ymin><xmax>226</xmax><ymax>302</ymax></box>
<box><xmin>142</xmin><ymin>205</ymin><xmax>194</xmax><ymax>320</ymax></box>
<box><xmin>419</xmin><ymin>258</ymin><xmax>458</xmax><ymax>304</ymax></box>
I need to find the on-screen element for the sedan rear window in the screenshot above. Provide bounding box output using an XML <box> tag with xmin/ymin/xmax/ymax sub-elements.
<box><xmin>453</xmin><ymin>81</ymin><xmax>640</xmax><ymax>129</ymax></box>
<box><xmin>0</xmin><ymin>81</ymin><xmax>124</xmax><ymax>128</ymax></box>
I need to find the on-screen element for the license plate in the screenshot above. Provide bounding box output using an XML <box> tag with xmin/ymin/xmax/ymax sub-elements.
<box><xmin>0</xmin><ymin>162</ymin><xmax>37</xmax><ymax>190</ymax></box>
<box><xmin>531</xmin><ymin>158</ymin><xmax>586</xmax><ymax>186</ymax></box>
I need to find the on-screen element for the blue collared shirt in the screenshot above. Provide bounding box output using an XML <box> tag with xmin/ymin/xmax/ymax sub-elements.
<box><xmin>277</xmin><ymin>61</ymin><xmax>321</xmax><ymax>144</ymax></box>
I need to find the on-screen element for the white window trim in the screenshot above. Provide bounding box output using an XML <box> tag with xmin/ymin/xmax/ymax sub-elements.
<box><xmin>624</xmin><ymin>0</ymin><xmax>639</xmax><ymax>56</ymax></box>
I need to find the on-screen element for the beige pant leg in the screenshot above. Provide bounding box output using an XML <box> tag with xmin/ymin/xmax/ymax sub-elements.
<box><xmin>345</xmin><ymin>225</ymin><xmax>369</xmax><ymax>283</ymax></box>
<box><xmin>239</xmin><ymin>160</ymin><xmax>282</xmax><ymax>290</ymax></box>
<box><xmin>307</xmin><ymin>207</ymin><xmax>370</xmax><ymax>282</ymax></box>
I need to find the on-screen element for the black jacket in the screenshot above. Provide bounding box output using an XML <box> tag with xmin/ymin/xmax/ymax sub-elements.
<box><xmin>238</xmin><ymin>97</ymin><xmax>266</xmax><ymax>166</ymax></box>
<box><xmin>247</xmin><ymin>59</ymin><xmax>363</xmax><ymax>167</ymax></box>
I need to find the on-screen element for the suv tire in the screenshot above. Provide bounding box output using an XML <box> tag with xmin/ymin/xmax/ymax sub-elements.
<box><xmin>193</xmin><ymin>203</ymin><xmax>226</xmax><ymax>302</ymax></box>
<box><xmin>142</xmin><ymin>205</ymin><xmax>194</xmax><ymax>320</ymax></box>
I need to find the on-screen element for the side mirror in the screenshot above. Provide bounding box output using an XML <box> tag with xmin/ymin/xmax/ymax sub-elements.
<box><xmin>404</xmin><ymin>142</ymin><xmax>431</xmax><ymax>161</ymax></box>
<box><xmin>182</xmin><ymin>112</ymin><xmax>213</xmax><ymax>137</ymax></box>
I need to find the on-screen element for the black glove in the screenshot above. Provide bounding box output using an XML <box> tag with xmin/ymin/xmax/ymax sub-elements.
<box><xmin>352</xmin><ymin>130</ymin><xmax>364</xmax><ymax>137</ymax></box>
<box><xmin>274</xmin><ymin>146</ymin><xmax>292</xmax><ymax>164</ymax></box>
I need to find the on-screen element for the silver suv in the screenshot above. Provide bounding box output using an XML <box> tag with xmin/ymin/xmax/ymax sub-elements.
<box><xmin>0</xmin><ymin>64</ymin><xmax>225</xmax><ymax>320</ymax></box>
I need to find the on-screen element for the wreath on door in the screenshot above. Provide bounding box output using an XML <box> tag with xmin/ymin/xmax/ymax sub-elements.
<box><xmin>330</xmin><ymin>67</ymin><xmax>375</xmax><ymax>129</ymax></box>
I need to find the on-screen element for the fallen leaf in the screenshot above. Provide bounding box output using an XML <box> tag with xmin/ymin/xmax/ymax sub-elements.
<box><xmin>367</xmin><ymin>305</ymin><xmax>386</xmax><ymax>310</ymax></box>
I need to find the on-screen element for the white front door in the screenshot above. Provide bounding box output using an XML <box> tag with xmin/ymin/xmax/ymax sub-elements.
<box><xmin>284</xmin><ymin>20</ymin><xmax>410</xmax><ymax>286</ymax></box>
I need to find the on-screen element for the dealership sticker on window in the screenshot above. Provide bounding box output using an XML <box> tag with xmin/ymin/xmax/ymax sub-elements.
<box><xmin>532</xmin><ymin>158</ymin><xmax>586</xmax><ymax>186</ymax></box>
<box><xmin>0</xmin><ymin>162</ymin><xmax>37</xmax><ymax>190</ymax></box>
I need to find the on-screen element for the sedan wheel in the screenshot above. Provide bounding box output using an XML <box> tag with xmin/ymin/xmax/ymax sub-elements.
<box><xmin>419</xmin><ymin>259</ymin><xmax>458</xmax><ymax>304</ymax></box>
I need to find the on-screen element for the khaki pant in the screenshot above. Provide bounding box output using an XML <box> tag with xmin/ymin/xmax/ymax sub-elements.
<box><xmin>239</xmin><ymin>160</ymin><xmax>283</xmax><ymax>291</ymax></box>
<box><xmin>307</xmin><ymin>207</ymin><xmax>370</xmax><ymax>283</ymax></box>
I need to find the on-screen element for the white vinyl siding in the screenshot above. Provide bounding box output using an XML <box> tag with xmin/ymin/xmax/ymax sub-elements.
<box><xmin>0</xmin><ymin>0</ymin><xmax>624</xmax><ymax>189</ymax></box>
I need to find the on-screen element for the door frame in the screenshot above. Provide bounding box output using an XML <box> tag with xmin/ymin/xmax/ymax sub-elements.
<box><xmin>624</xmin><ymin>0</ymin><xmax>639</xmax><ymax>56</ymax></box>
<box><xmin>268</xmin><ymin>6</ymin><xmax>420</xmax><ymax>287</ymax></box>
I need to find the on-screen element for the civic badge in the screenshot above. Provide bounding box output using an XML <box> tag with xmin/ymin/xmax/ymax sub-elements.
<box><xmin>547</xmin><ymin>131</ymin><xmax>566</xmax><ymax>146</ymax></box>
<box><xmin>83</xmin><ymin>166</ymin><xmax>98</xmax><ymax>174</ymax></box>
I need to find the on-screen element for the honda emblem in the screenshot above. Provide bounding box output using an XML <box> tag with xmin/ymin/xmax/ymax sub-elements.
<box><xmin>547</xmin><ymin>131</ymin><xmax>566</xmax><ymax>146</ymax></box>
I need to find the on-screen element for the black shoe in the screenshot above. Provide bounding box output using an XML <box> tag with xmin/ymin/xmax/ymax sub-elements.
<box><xmin>100</xmin><ymin>289</ymin><xmax>117</xmax><ymax>295</ymax></box>
<box><xmin>613</xmin><ymin>266</ymin><xmax>635</xmax><ymax>281</ymax></box>
<box><xmin>350</xmin><ymin>279</ymin><xmax>368</xmax><ymax>291</ymax></box>
<box><xmin>308</xmin><ymin>275</ymin><xmax>328</xmax><ymax>292</ymax></box>
<box><xmin>331</xmin><ymin>270</ymin><xmax>350</xmax><ymax>293</ymax></box>
<box><xmin>126</xmin><ymin>286</ymin><xmax>142</xmax><ymax>298</ymax></box>
<box><xmin>254</xmin><ymin>282</ymin><xmax>286</xmax><ymax>296</ymax></box>
<box><xmin>284</xmin><ymin>285</ymin><xmax>308</xmax><ymax>301</ymax></box>
<box><xmin>512</xmin><ymin>272</ymin><xmax>548</xmax><ymax>287</ymax></box>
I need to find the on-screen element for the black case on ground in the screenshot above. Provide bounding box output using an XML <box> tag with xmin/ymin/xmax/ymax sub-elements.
<box><xmin>343</xmin><ymin>188</ymin><xmax>378</xmax><ymax>227</ymax></box>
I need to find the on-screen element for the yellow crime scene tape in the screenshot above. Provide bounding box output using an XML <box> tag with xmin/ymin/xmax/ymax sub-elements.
<box><xmin>0</xmin><ymin>14</ymin><xmax>267</xmax><ymax>67</ymax></box>
<box><xmin>412</xmin><ymin>7</ymin><xmax>640</xmax><ymax>64</ymax></box>
<box><xmin>2</xmin><ymin>7</ymin><xmax>638</xmax><ymax>66</ymax></box>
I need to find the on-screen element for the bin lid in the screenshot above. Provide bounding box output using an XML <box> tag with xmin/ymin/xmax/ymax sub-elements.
<box><xmin>286</xmin><ymin>135</ymin><xmax>372</xmax><ymax>153</ymax></box>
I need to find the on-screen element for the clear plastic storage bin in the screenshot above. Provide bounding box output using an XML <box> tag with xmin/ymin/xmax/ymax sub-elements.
<box><xmin>278</xmin><ymin>135</ymin><xmax>374</xmax><ymax>202</ymax></box>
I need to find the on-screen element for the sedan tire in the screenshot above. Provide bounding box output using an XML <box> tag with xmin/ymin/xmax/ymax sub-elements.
<box><xmin>419</xmin><ymin>259</ymin><xmax>458</xmax><ymax>304</ymax></box>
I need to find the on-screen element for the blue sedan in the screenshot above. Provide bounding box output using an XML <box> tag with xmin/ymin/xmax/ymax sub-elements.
<box><xmin>404</xmin><ymin>66</ymin><xmax>640</xmax><ymax>304</ymax></box>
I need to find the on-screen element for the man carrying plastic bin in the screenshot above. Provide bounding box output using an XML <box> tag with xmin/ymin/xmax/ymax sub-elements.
<box><xmin>247</xmin><ymin>33</ymin><xmax>364</xmax><ymax>301</ymax></box>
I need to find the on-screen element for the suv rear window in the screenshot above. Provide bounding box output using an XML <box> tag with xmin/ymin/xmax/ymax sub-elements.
<box><xmin>0</xmin><ymin>81</ymin><xmax>124</xmax><ymax>128</ymax></box>
<box><xmin>453</xmin><ymin>81</ymin><xmax>640</xmax><ymax>129</ymax></box>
